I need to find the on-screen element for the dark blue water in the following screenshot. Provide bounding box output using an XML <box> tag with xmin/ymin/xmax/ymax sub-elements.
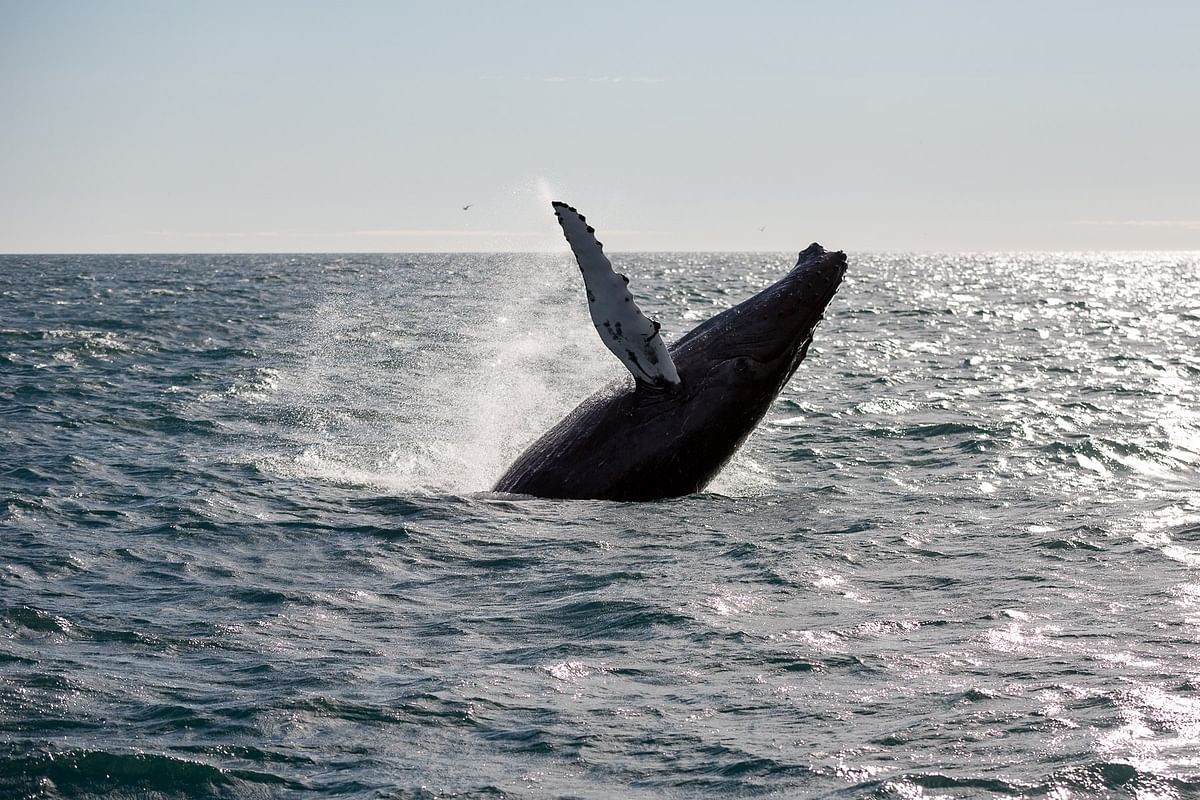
<box><xmin>2</xmin><ymin>252</ymin><xmax>1199</xmax><ymax>798</ymax></box>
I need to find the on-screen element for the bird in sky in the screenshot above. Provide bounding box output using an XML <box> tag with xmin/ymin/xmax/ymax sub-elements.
<box><xmin>462</xmin><ymin>204</ymin><xmax>472</xmax><ymax>211</ymax></box>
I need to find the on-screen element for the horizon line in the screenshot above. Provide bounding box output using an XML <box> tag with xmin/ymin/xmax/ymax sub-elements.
<box><xmin>3</xmin><ymin>248</ymin><xmax>1200</xmax><ymax>257</ymax></box>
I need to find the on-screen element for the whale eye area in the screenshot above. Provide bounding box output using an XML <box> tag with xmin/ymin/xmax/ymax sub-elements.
<box><xmin>711</xmin><ymin>354</ymin><xmax>764</xmax><ymax>376</ymax></box>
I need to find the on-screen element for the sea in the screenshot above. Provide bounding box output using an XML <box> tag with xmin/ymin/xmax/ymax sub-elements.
<box><xmin>2</xmin><ymin>250</ymin><xmax>1199</xmax><ymax>799</ymax></box>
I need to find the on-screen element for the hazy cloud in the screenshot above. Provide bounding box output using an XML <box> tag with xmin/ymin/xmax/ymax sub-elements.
<box><xmin>141</xmin><ymin>229</ymin><xmax>550</xmax><ymax>241</ymax></box>
<box><xmin>1073</xmin><ymin>220</ymin><xmax>1200</xmax><ymax>229</ymax></box>
<box><xmin>346</xmin><ymin>229</ymin><xmax>543</xmax><ymax>238</ymax></box>
<box><xmin>143</xmin><ymin>230</ymin><xmax>283</xmax><ymax>239</ymax></box>
<box><xmin>539</xmin><ymin>75</ymin><xmax>664</xmax><ymax>84</ymax></box>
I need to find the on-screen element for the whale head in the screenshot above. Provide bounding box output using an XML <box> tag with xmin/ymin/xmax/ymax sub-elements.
<box><xmin>670</xmin><ymin>243</ymin><xmax>847</xmax><ymax>398</ymax></box>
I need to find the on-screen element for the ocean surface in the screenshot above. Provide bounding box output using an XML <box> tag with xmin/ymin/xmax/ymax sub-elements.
<box><xmin>2</xmin><ymin>250</ymin><xmax>1199</xmax><ymax>799</ymax></box>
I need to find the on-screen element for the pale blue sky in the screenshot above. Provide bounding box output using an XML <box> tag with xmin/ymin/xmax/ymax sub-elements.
<box><xmin>2</xmin><ymin>1</ymin><xmax>1198</xmax><ymax>252</ymax></box>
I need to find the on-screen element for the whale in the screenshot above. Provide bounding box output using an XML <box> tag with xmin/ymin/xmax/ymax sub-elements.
<box><xmin>493</xmin><ymin>201</ymin><xmax>847</xmax><ymax>501</ymax></box>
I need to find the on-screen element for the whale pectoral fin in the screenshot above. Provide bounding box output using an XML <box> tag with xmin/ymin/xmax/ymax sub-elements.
<box><xmin>552</xmin><ymin>201</ymin><xmax>681</xmax><ymax>388</ymax></box>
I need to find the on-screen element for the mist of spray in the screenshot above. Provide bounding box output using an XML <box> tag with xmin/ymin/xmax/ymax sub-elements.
<box><xmin>254</xmin><ymin>178</ymin><xmax>619</xmax><ymax>494</ymax></box>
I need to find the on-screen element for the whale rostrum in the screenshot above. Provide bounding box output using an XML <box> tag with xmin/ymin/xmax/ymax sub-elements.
<box><xmin>493</xmin><ymin>201</ymin><xmax>847</xmax><ymax>501</ymax></box>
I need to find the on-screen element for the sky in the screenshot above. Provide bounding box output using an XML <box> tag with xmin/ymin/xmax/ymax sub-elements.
<box><xmin>1</xmin><ymin>1</ymin><xmax>1198</xmax><ymax>253</ymax></box>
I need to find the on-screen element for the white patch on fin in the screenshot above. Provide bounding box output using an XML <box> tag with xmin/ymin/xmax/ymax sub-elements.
<box><xmin>551</xmin><ymin>201</ymin><xmax>681</xmax><ymax>388</ymax></box>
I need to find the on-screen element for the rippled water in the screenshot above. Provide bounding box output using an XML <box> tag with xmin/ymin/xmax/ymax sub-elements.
<box><xmin>2</xmin><ymin>251</ymin><xmax>1199</xmax><ymax>798</ymax></box>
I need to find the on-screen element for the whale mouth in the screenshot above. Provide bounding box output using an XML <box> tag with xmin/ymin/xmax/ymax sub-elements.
<box><xmin>728</xmin><ymin>328</ymin><xmax>817</xmax><ymax>385</ymax></box>
<box><xmin>665</xmin><ymin>243</ymin><xmax>846</xmax><ymax>388</ymax></box>
<box><xmin>731</xmin><ymin>249</ymin><xmax>845</xmax><ymax>365</ymax></box>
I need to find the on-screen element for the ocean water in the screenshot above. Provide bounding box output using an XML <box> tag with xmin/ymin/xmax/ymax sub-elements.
<box><xmin>2</xmin><ymin>250</ymin><xmax>1199</xmax><ymax>799</ymax></box>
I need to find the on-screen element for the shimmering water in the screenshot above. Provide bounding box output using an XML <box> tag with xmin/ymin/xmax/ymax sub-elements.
<box><xmin>2</xmin><ymin>251</ymin><xmax>1199</xmax><ymax>799</ymax></box>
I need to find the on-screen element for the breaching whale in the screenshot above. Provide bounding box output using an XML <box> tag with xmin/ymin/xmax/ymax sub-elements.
<box><xmin>493</xmin><ymin>201</ymin><xmax>847</xmax><ymax>501</ymax></box>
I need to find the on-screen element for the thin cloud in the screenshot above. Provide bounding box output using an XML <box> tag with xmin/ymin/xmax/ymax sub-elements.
<box><xmin>143</xmin><ymin>229</ymin><xmax>546</xmax><ymax>240</ymax></box>
<box><xmin>143</xmin><ymin>230</ymin><xmax>282</xmax><ymax>238</ymax></box>
<box><xmin>539</xmin><ymin>75</ymin><xmax>664</xmax><ymax>84</ymax></box>
<box><xmin>346</xmin><ymin>229</ymin><xmax>544</xmax><ymax>238</ymax></box>
<box><xmin>348</xmin><ymin>227</ymin><xmax>672</xmax><ymax>238</ymax></box>
<box><xmin>1072</xmin><ymin>220</ymin><xmax>1200</xmax><ymax>229</ymax></box>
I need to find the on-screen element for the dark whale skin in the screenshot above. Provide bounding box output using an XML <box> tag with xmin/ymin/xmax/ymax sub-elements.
<box><xmin>493</xmin><ymin>244</ymin><xmax>847</xmax><ymax>501</ymax></box>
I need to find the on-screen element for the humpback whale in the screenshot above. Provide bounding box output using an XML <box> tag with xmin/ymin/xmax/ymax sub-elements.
<box><xmin>493</xmin><ymin>202</ymin><xmax>847</xmax><ymax>501</ymax></box>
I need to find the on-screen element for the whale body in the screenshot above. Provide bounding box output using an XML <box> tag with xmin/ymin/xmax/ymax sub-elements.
<box><xmin>493</xmin><ymin>203</ymin><xmax>847</xmax><ymax>501</ymax></box>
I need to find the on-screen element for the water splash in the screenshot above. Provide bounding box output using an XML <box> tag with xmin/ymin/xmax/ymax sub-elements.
<box><xmin>258</xmin><ymin>250</ymin><xmax>617</xmax><ymax>494</ymax></box>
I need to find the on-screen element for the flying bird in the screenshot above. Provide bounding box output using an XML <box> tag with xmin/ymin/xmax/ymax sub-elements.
<box><xmin>462</xmin><ymin>204</ymin><xmax>472</xmax><ymax>211</ymax></box>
